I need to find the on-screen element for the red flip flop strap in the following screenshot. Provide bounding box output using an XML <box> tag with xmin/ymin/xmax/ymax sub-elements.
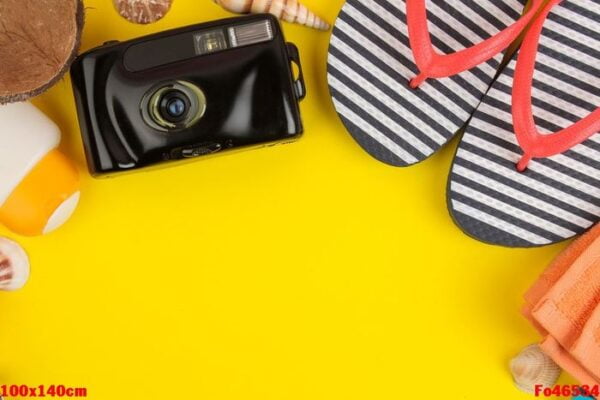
<box><xmin>407</xmin><ymin>0</ymin><xmax>544</xmax><ymax>88</ymax></box>
<box><xmin>512</xmin><ymin>0</ymin><xmax>600</xmax><ymax>172</ymax></box>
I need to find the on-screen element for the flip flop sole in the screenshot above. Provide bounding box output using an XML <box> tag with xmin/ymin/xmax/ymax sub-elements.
<box><xmin>447</xmin><ymin>0</ymin><xmax>600</xmax><ymax>247</ymax></box>
<box><xmin>327</xmin><ymin>0</ymin><xmax>526</xmax><ymax>166</ymax></box>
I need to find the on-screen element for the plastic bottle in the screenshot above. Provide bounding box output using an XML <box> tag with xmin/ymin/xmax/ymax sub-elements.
<box><xmin>0</xmin><ymin>102</ymin><xmax>80</xmax><ymax>236</ymax></box>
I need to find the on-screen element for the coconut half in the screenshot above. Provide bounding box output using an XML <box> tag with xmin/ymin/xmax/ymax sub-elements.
<box><xmin>0</xmin><ymin>0</ymin><xmax>84</xmax><ymax>104</ymax></box>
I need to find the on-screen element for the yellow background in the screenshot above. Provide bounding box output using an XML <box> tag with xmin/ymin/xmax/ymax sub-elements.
<box><xmin>0</xmin><ymin>1</ymin><xmax>576</xmax><ymax>399</ymax></box>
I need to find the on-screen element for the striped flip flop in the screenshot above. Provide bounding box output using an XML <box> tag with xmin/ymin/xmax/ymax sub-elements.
<box><xmin>447</xmin><ymin>0</ymin><xmax>600</xmax><ymax>247</ymax></box>
<box><xmin>327</xmin><ymin>0</ymin><xmax>539</xmax><ymax>166</ymax></box>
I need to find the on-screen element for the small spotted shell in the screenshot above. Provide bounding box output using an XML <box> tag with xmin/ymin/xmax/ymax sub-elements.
<box><xmin>114</xmin><ymin>0</ymin><xmax>173</xmax><ymax>24</ymax></box>
<box><xmin>510</xmin><ymin>344</ymin><xmax>562</xmax><ymax>394</ymax></box>
<box><xmin>213</xmin><ymin>0</ymin><xmax>330</xmax><ymax>31</ymax></box>
<box><xmin>0</xmin><ymin>238</ymin><xmax>30</xmax><ymax>291</ymax></box>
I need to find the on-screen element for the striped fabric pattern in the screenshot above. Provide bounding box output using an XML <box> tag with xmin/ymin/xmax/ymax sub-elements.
<box><xmin>327</xmin><ymin>0</ymin><xmax>526</xmax><ymax>166</ymax></box>
<box><xmin>448</xmin><ymin>0</ymin><xmax>600</xmax><ymax>247</ymax></box>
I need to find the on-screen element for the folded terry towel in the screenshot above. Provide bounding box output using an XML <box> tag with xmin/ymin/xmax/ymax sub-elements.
<box><xmin>523</xmin><ymin>224</ymin><xmax>600</xmax><ymax>387</ymax></box>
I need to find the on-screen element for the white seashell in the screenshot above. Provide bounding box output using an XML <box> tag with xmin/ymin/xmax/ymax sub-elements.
<box><xmin>114</xmin><ymin>0</ymin><xmax>173</xmax><ymax>24</ymax></box>
<box><xmin>213</xmin><ymin>0</ymin><xmax>330</xmax><ymax>31</ymax></box>
<box><xmin>0</xmin><ymin>238</ymin><xmax>30</xmax><ymax>291</ymax></box>
<box><xmin>510</xmin><ymin>344</ymin><xmax>562</xmax><ymax>394</ymax></box>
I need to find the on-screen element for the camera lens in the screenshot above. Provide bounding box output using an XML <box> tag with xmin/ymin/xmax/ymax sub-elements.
<box><xmin>166</xmin><ymin>98</ymin><xmax>186</xmax><ymax>118</ymax></box>
<box><xmin>143</xmin><ymin>81</ymin><xmax>207</xmax><ymax>132</ymax></box>
<box><xmin>159</xmin><ymin>91</ymin><xmax>190</xmax><ymax>123</ymax></box>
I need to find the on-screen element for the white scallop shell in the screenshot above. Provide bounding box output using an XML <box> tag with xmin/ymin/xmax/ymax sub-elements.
<box><xmin>114</xmin><ymin>0</ymin><xmax>173</xmax><ymax>24</ymax></box>
<box><xmin>0</xmin><ymin>238</ymin><xmax>30</xmax><ymax>291</ymax></box>
<box><xmin>510</xmin><ymin>344</ymin><xmax>562</xmax><ymax>394</ymax></box>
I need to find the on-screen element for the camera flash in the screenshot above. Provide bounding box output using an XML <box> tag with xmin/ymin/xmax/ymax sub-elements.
<box><xmin>228</xmin><ymin>20</ymin><xmax>273</xmax><ymax>48</ymax></box>
<box><xmin>194</xmin><ymin>30</ymin><xmax>228</xmax><ymax>55</ymax></box>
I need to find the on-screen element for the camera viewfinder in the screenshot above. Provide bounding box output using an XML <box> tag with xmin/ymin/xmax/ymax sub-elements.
<box><xmin>194</xmin><ymin>30</ymin><xmax>228</xmax><ymax>55</ymax></box>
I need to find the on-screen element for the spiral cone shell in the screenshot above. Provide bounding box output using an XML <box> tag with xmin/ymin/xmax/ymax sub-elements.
<box><xmin>214</xmin><ymin>0</ymin><xmax>330</xmax><ymax>30</ymax></box>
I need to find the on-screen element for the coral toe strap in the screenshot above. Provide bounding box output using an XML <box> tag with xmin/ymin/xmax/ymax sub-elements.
<box><xmin>407</xmin><ymin>0</ymin><xmax>545</xmax><ymax>88</ymax></box>
<box><xmin>512</xmin><ymin>0</ymin><xmax>600</xmax><ymax>172</ymax></box>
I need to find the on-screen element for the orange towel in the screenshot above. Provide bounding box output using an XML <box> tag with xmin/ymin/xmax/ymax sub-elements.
<box><xmin>523</xmin><ymin>224</ymin><xmax>600</xmax><ymax>387</ymax></box>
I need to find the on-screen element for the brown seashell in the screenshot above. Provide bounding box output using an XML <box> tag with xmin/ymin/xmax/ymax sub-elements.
<box><xmin>510</xmin><ymin>344</ymin><xmax>562</xmax><ymax>394</ymax></box>
<box><xmin>0</xmin><ymin>0</ymin><xmax>84</xmax><ymax>104</ymax></box>
<box><xmin>214</xmin><ymin>0</ymin><xmax>330</xmax><ymax>31</ymax></box>
<box><xmin>114</xmin><ymin>0</ymin><xmax>173</xmax><ymax>24</ymax></box>
<box><xmin>0</xmin><ymin>238</ymin><xmax>30</xmax><ymax>291</ymax></box>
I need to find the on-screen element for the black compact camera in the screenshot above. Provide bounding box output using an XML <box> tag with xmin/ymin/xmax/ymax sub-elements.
<box><xmin>71</xmin><ymin>15</ymin><xmax>305</xmax><ymax>176</ymax></box>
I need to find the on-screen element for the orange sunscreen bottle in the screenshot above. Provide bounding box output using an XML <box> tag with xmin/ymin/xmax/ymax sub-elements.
<box><xmin>0</xmin><ymin>102</ymin><xmax>80</xmax><ymax>236</ymax></box>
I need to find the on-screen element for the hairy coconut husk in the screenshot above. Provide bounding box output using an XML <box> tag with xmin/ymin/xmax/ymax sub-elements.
<box><xmin>0</xmin><ymin>0</ymin><xmax>84</xmax><ymax>104</ymax></box>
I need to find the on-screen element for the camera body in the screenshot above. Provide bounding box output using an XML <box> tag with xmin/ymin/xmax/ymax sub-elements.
<box><xmin>71</xmin><ymin>15</ymin><xmax>305</xmax><ymax>177</ymax></box>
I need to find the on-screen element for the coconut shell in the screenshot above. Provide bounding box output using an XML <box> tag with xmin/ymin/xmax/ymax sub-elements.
<box><xmin>0</xmin><ymin>0</ymin><xmax>84</xmax><ymax>104</ymax></box>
